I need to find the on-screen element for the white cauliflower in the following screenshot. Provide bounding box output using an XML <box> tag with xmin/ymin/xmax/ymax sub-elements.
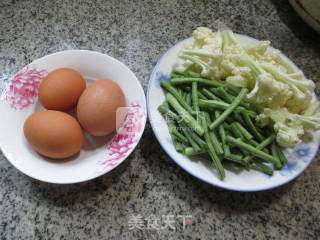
<box><xmin>175</xmin><ymin>27</ymin><xmax>223</xmax><ymax>79</ymax></box>
<box><xmin>257</xmin><ymin>108</ymin><xmax>320</xmax><ymax>147</ymax></box>
<box><xmin>174</xmin><ymin>27</ymin><xmax>320</xmax><ymax>147</ymax></box>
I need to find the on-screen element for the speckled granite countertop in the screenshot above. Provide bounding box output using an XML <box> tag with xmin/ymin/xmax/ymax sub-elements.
<box><xmin>0</xmin><ymin>0</ymin><xmax>320</xmax><ymax>239</ymax></box>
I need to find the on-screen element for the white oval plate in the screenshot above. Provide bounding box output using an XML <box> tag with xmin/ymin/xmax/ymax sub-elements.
<box><xmin>0</xmin><ymin>50</ymin><xmax>147</xmax><ymax>184</ymax></box>
<box><xmin>147</xmin><ymin>34</ymin><xmax>320</xmax><ymax>192</ymax></box>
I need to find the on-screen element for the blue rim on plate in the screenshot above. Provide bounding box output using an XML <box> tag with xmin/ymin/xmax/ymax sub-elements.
<box><xmin>147</xmin><ymin>36</ymin><xmax>320</xmax><ymax>192</ymax></box>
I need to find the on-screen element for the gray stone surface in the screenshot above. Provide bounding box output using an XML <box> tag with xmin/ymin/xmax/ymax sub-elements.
<box><xmin>1</xmin><ymin>0</ymin><xmax>320</xmax><ymax>239</ymax></box>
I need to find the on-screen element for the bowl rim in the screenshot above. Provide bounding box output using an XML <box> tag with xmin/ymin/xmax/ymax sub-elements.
<box><xmin>147</xmin><ymin>34</ymin><xmax>319</xmax><ymax>192</ymax></box>
<box><xmin>288</xmin><ymin>0</ymin><xmax>320</xmax><ymax>34</ymax></box>
<box><xmin>0</xmin><ymin>49</ymin><xmax>147</xmax><ymax>184</ymax></box>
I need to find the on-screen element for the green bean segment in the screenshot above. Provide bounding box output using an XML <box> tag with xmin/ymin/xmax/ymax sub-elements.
<box><xmin>158</xmin><ymin>70</ymin><xmax>289</xmax><ymax>179</ymax></box>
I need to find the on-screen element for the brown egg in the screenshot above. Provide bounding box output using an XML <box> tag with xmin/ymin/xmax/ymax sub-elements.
<box><xmin>77</xmin><ymin>80</ymin><xmax>126</xmax><ymax>136</ymax></box>
<box><xmin>24</xmin><ymin>111</ymin><xmax>83</xmax><ymax>159</ymax></box>
<box><xmin>39</xmin><ymin>68</ymin><xmax>86</xmax><ymax>111</ymax></box>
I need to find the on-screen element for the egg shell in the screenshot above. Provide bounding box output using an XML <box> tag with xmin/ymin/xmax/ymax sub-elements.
<box><xmin>77</xmin><ymin>80</ymin><xmax>126</xmax><ymax>136</ymax></box>
<box><xmin>39</xmin><ymin>68</ymin><xmax>86</xmax><ymax>111</ymax></box>
<box><xmin>23</xmin><ymin>110</ymin><xmax>83</xmax><ymax>159</ymax></box>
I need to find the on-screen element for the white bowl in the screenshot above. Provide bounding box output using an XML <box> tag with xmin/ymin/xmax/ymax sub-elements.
<box><xmin>0</xmin><ymin>50</ymin><xmax>146</xmax><ymax>184</ymax></box>
<box><xmin>289</xmin><ymin>0</ymin><xmax>320</xmax><ymax>34</ymax></box>
<box><xmin>147</xmin><ymin>34</ymin><xmax>320</xmax><ymax>192</ymax></box>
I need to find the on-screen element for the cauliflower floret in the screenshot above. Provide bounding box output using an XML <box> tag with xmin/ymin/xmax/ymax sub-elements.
<box><xmin>244</xmin><ymin>41</ymin><xmax>270</xmax><ymax>57</ymax></box>
<box><xmin>175</xmin><ymin>27</ymin><xmax>223</xmax><ymax>79</ymax></box>
<box><xmin>256</xmin><ymin>112</ymin><xmax>271</xmax><ymax>127</ymax></box>
<box><xmin>288</xmin><ymin>71</ymin><xmax>304</xmax><ymax>80</ymax></box>
<box><xmin>257</xmin><ymin>108</ymin><xmax>320</xmax><ymax>147</ymax></box>
<box><xmin>285</xmin><ymin>90</ymin><xmax>312</xmax><ymax>114</ymax></box>
<box><xmin>192</xmin><ymin>27</ymin><xmax>216</xmax><ymax>48</ymax></box>
<box><xmin>173</xmin><ymin>58</ymin><xmax>193</xmax><ymax>73</ymax></box>
<box><xmin>218</xmin><ymin>40</ymin><xmax>247</xmax><ymax>79</ymax></box>
<box><xmin>226</xmin><ymin>75</ymin><xmax>249</xmax><ymax>88</ymax></box>
<box><xmin>275</xmin><ymin>122</ymin><xmax>304</xmax><ymax>148</ymax></box>
<box><xmin>248</xmin><ymin>73</ymin><xmax>293</xmax><ymax>110</ymax></box>
<box><xmin>261</xmin><ymin>62</ymin><xmax>315</xmax><ymax>113</ymax></box>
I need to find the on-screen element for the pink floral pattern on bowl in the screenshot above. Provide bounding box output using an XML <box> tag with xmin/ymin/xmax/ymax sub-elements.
<box><xmin>5</xmin><ymin>67</ymin><xmax>47</xmax><ymax>110</ymax></box>
<box><xmin>102</xmin><ymin>102</ymin><xmax>146</xmax><ymax>168</ymax></box>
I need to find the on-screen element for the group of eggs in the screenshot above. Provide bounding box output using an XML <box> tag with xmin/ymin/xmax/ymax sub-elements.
<box><xmin>23</xmin><ymin>68</ymin><xmax>126</xmax><ymax>160</ymax></box>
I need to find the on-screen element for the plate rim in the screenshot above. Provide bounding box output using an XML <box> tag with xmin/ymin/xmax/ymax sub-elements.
<box><xmin>147</xmin><ymin>34</ymin><xmax>319</xmax><ymax>192</ymax></box>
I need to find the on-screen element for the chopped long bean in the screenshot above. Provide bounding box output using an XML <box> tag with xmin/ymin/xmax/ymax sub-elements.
<box><xmin>162</xmin><ymin>114</ymin><xmax>186</xmax><ymax>153</ymax></box>
<box><xmin>224</xmin><ymin>144</ymin><xmax>231</xmax><ymax>156</ymax></box>
<box><xmin>226</xmin><ymin>136</ymin><xmax>276</xmax><ymax>163</ymax></box>
<box><xmin>171</xmin><ymin>128</ymin><xmax>188</xmax><ymax>144</ymax></box>
<box><xmin>160</xmin><ymin>81</ymin><xmax>194</xmax><ymax>115</ymax></box>
<box><xmin>172</xmin><ymin>137</ymin><xmax>184</xmax><ymax>153</ymax></box>
<box><xmin>159</xmin><ymin>106</ymin><xmax>206</xmax><ymax>148</ymax></box>
<box><xmin>223</xmin><ymin>145</ymin><xmax>246</xmax><ymax>166</ymax></box>
<box><xmin>276</xmin><ymin>145</ymin><xmax>288</xmax><ymax>165</ymax></box>
<box><xmin>271</xmin><ymin>142</ymin><xmax>282</xmax><ymax>169</ymax></box>
<box><xmin>210</xmin><ymin>131</ymin><xmax>224</xmax><ymax>155</ymax></box>
<box><xmin>200</xmin><ymin>114</ymin><xmax>225</xmax><ymax>179</ymax></box>
<box><xmin>186</xmin><ymin>93</ymin><xmax>192</xmax><ymax>106</ymax></box>
<box><xmin>180</xmin><ymin>125</ymin><xmax>201</xmax><ymax>152</ymax></box>
<box><xmin>171</xmin><ymin>72</ymin><xmax>182</xmax><ymax>79</ymax></box>
<box><xmin>230</xmin><ymin>123</ymin><xmax>243</xmax><ymax>139</ymax></box>
<box><xmin>185</xmin><ymin>126</ymin><xmax>206</xmax><ymax>147</ymax></box>
<box><xmin>185</xmin><ymin>70</ymin><xmax>201</xmax><ymax>78</ymax></box>
<box><xmin>201</xmin><ymin>88</ymin><xmax>222</xmax><ymax>101</ymax></box>
<box><xmin>210</xmin><ymin>88</ymin><xmax>248</xmax><ymax>130</ymax></box>
<box><xmin>166</xmin><ymin>93</ymin><xmax>204</xmax><ymax>136</ymax></box>
<box><xmin>242</xmin><ymin>112</ymin><xmax>264</xmax><ymax>142</ymax></box>
<box><xmin>215</xmin><ymin>87</ymin><xmax>251</xmax><ymax>108</ymax></box>
<box><xmin>172</xmin><ymin>69</ymin><xmax>201</xmax><ymax>78</ymax></box>
<box><xmin>225</xmin><ymin>153</ymin><xmax>244</xmax><ymax>164</ymax></box>
<box><xmin>182</xmin><ymin>91</ymin><xmax>188</xmax><ymax>101</ymax></box>
<box><xmin>166</xmin><ymin>117</ymin><xmax>189</xmax><ymax>144</ymax></box>
<box><xmin>197</xmin><ymin>91</ymin><xmax>209</xmax><ymax>100</ymax></box>
<box><xmin>225</xmin><ymin>86</ymin><xmax>239</xmax><ymax>96</ymax></box>
<box><xmin>253</xmin><ymin>161</ymin><xmax>274</xmax><ymax>175</ymax></box>
<box><xmin>216</xmin><ymin>87</ymin><xmax>233</xmax><ymax>103</ymax></box>
<box><xmin>192</xmin><ymin>82</ymin><xmax>199</xmax><ymax>112</ymax></box>
<box><xmin>184</xmin><ymin>147</ymin><xmax>207</xmax><ymax>156</ymax></box>
<box><xmin>171</xmin><ymin>77</ymin><xmax>224</xmax><ymax>87</ymax></box>
<box><xmin>181</xmin><ymin>86</ymin><xmax>191</xmax><ymax>92</ymax></box>
<box><xmin>198</xmin><ymin>99</ymin><xmax>256</xmax><ymax>117</ymax></box>
<box><xmin>215</xmin><ymin>111</ymin><xmax>226</xmax><ymax>149</ymax></box>
<box><xmin>159</xmin><ymin>106</ymin><xmax>208</xmax><ymax>149</ymax></box>
<box><xmin>229</xmin><ymin>123</ymin><xmax>251</xmax><ymax>159</ymax></box>
<box><xmin>242</xmin><ymin>135</ymin><xmax>275</xmax><ymax>163</ymax></box>
<box><xmin>158</xmin><ymin>102</ymin><xmax>169</xmax><ymax>114</ymax></box>
<box><xmin>205</xmin><ymin>113</ymin><xmax>224</xmax><ymax>155</ymax></box>
<box><xmin>233</xmin><ymin>111</ymin><xmax>245</xmax><ymax>125</ymax></box>
<box><xmin>170</xmin><ymin>69</ymin><xmax>184</xmax><ymax>78</ymax></box>
<box><xmin>249</xmin><ymin>139</ymin><xmax>259</xmax><ymax>147</ymax></box>
<box><xmin>158</xmin><ymin>103</ymin><xmax>179</xmax><ymax>121</ymax></box>
<box><xmin>223</xmin><ymin>122</ymin><xmax>231</xmax><ymax>131</ymax></box>
<box><xmin>234</xmin><ymin>122</ymin><xmax>253</xmax><ymax>140</ymax></box>
<box><xmin>159</xmin><ymin>107</ymin><xmax>189</xmax><ymax>145</ymax></box>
